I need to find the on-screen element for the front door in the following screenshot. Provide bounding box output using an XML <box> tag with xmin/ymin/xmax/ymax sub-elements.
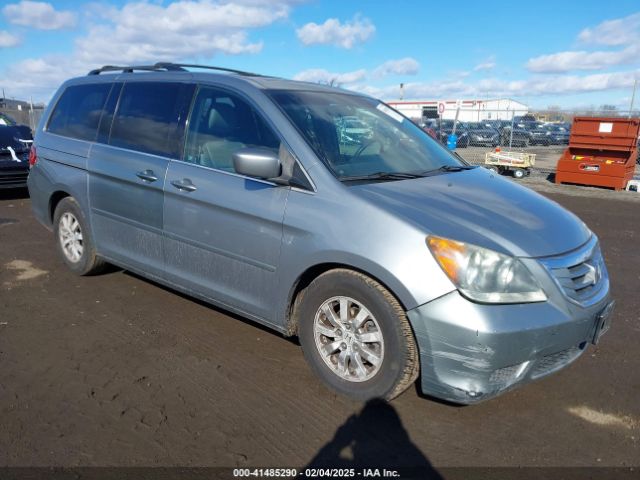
<box><xmin>163</xmin><ymin>86</ymin><xmax>289</xmax><ymax>322</ymax></box>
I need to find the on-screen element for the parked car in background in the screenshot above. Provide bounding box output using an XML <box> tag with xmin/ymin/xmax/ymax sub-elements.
<box><xmin>28</xmin><ymin>63</ymin><xmax>614</xmax><ymax>405</ymax></box>
<box><xmin>544</xmin><ymin>124</ymin><xmax>571</xmax><ymax>145</ymax></box>
<box><xmin>465</xmin><ymin>122</ymin><xmax>499</xmax><ymax>147</ymax></box>
<box><xmin>336</xmin><ymin>116</ymin><xmax>373</xmax><ymax>144</ymax></box>
<box><xmin>0</xmin><ymin>113</ymin><xmax>33</xmax><ymax>189</ymax></box>
<box><xmin>513</xmin><ymin>114</ymin><xmax>538</xmax><ymax>130</ymax></box>
<box><xmin>528</xmin><ymin>122</ymin><xmax>552</xmax><ymax>146</ymax></box>
<box><xmin>434</xmin><ymin>120</ymin><xmax>470</xmax><ymax>148</ymax></box>
<box><xmin>419</xmin><ymin>119</ymin><xmax>438</xmax><ymax>140</ymax></box>
<box><xmin>491</xmin><ymin>120</ymin><xmax>531</xmax><ymax>147</ymax></box>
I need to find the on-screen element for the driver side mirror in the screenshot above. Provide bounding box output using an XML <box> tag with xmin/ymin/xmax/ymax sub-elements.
<box><xmin>233</xmin><ymin>147</ymin><xmax>281</xmax><ymax>180</ymax></box>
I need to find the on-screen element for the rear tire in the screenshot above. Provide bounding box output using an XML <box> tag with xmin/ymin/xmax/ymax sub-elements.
<box><xmin>513</xmin><ymin>168</ymin><xmax>525</xmax><ymax>179</ymax></box>
<box><xmin>53</xmin><ymin>197</ymin><xmax>106</xmax><ymax>275</ymax></box>
<box><xmin>296</xmin><ymin>269</ymin><xmax>419</xmax><ymax>401</ymax></box>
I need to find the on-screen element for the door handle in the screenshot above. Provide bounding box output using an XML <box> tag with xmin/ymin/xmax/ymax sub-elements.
<box><xmin>136</xmin><ymin>170</ymin><xmax>158</xmax><ymax>182</ymax></box>
<box><xmin>171</xmin><ymin>179</ymin><xmax>197</xmax><ymax>192</ymax></box>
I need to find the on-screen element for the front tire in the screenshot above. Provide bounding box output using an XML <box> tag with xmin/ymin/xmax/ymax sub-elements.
<box><xmin>53</xmin><ymin>197</ymin><xmax>106</xmax><ymax>275</ymax></box>
<box><xmin>297</xmin><ymin>269</ymin><xmax>419</xmax><ymax>401</ymax></box>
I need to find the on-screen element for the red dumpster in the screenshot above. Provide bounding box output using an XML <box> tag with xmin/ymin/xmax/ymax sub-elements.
<box><xmin>555</xmin><ymin>116</ymin><xmax>640</xmax><ymax>190</ymax></box>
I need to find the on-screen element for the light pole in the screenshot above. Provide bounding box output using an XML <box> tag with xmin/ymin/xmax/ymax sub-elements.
<box><xmin>629</xmin><ymin>78</ymin><xmax>637</xmax><ymax>118</ymax></box>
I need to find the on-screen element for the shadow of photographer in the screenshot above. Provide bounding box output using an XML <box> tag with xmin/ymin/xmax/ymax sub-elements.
<box><xmin>305</xmin><ymin>399</ymin><xmax>442</xmax><ymax>479</ymax></box>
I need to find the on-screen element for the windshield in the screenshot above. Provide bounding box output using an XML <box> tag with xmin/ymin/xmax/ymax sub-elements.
<box><xmin>268</xmin><ymin>90</ymin><xmax>462</xmax><ymax>180</ymax></box>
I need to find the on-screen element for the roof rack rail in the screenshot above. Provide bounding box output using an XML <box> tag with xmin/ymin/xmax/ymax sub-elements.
<box><xmin>88</xmin><ymin>62</ymin><xmax>262</xmax><ymax>77</ymax></box>
<box><xmin>155</xmin><ymin>63</ymin><xmax>263</xmax><ymax>77</ymax></box>
<box><xmin>87</xmin><ymin>64</ymin><xmax>187</xmax><ymax>75</ymax></box>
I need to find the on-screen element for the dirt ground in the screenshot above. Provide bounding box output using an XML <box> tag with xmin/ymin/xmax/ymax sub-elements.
<box><xmin>0</xmin><ymin>180</ymin><xmax>639</xmax><ymax>474</ymax></box>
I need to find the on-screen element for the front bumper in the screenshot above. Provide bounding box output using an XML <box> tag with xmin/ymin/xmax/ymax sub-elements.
<box><xmin>407</xmin><ymin>290</ymin><xmax>613</xmax><ymax>404</ymax></box>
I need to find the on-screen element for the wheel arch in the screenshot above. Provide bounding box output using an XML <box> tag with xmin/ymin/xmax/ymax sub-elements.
<box><xmin>284</xmin><ymin>262</ymin><xmax>411</xmax><ymax>337</ymax></box>
<box><xmin>49</xmin><ymin>190</ymin><xmax>72</xmax><ymax>224</ymax></box>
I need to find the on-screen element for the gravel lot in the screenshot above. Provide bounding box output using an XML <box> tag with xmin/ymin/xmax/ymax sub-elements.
<box><xmin>0</xmin><ymin>179</ymin><xmax>639</xmax><ymax>475</ymax></box>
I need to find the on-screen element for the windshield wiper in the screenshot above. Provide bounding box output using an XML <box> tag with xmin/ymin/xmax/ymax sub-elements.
<box><xmin>420</xmin><ymin>165</ymin><xmax>477</xmax><ymax>176</ymax></box>
<box><xmin>338</xmin><ymin>171</ymin><xmax>425</xmax><ymax>182</ymax></box>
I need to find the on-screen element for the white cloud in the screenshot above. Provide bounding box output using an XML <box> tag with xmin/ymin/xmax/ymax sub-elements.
<box><xmin>365</xmin><ymin>69</ymin><xmax>640</xmax><ymax>100</ymax></box>
<box><xmin>527</xmin><ymin>45</ymin><xmax>640</xmax><ymax>73</ymax></box>
<box><xmin>295</xmin><ymin>58</ymin><xmax>418</xmax><ymax>85</ymax></box>
<box><xmin>0</xmin><ymin>30</ymin><xmax>20</xmax><ymax>48</ymax></box>
<box><xmin>526</xmin><ymin>12</ymin><xmax>640</xmax><ymax>73</ymax></box>
<box><xmin>3</xmin><ymin>1</ymin><xmax>76</xmax><ymax>30</ymax></box>
<box><xmin>578</xmin><ymin>12</ymin><xmax>640</xmax><ymax>46</ymax></box>
<box><xmin>296</xmin><ymin>15</ymin><xmax>375</xmax><ymax>48</ymax></box>
<box><xmin>293</xmin><ymin>68</ymin><xmax>367</xmax><ymax>85</ymax></box>
<box><xmin>373</xmin><ymin>57</ymin><xmax>419</xmax><ymax>78</ymax></box>
<box><xmin>0</xmin><ymin>0</ymin><xmax>298</xmax><ymax>101</ymax></box>
<box><xmin>0</xmin><ymin>56</ymin><xmax>90</xmax><ymax>100</ymax></box>
<box><xmin>473</xmin><ymin>59</ymin><xmax>496</xmax><ymax>72</ymax></box>
<box><xmin>75</xmin><ymin>0</ymin><xmax>295</xmax><ymax>64</ymax></box>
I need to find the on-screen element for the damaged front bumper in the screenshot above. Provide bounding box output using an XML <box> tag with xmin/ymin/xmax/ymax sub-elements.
<box><xmin>406</xmin><ymin>290</ymin><xmax>613</xmax><ymax>404</ymax></box>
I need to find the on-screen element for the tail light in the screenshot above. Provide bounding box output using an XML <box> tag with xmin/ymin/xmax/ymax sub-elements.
<box><xmin>28</xmin><ymin>145</ymin><xmax>37</xmax><ymax>168</ymax></box>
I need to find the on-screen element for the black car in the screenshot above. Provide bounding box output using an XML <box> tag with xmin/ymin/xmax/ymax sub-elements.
<box><xmin>488</xmin><ymin>120</ymin><xmax>531</xmax><ymax>147</ymax></box>
<box><xmin>465</xmin><ymin>122</ymin><xmax>499</xmax><ymax>147</ymax></box>
<box><xmin>434</xmin><ymin>120</ymin><xmax>470</xmax><ymax>148</ymax></box>
<box><xmin>527</xmin><ymin>122</ymin><xmax>552</xmax><ymax>146</ymax></box>
<box><xmin>543</xmin><ymin>124</ymin><xmax>570</xmax><ymax>145</ymax></box>
<box><xmin>0</xmin><ymin>113</ymin><xmax>33</xmax><ymax>189</ymax></box>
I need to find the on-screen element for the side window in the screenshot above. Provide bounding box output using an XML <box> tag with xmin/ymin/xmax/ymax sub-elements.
<box><xmin>96</xmin><ymin>83</ymin><xmax>123</xmax><ymax>144</ymax></box>
<box><xmin>110</xmin><ymin>82</ymin><xmax>194</xmax><ymax>158</ymax></box>
<box><xmin>183</xmin><ymin>87</ymin><xmax>280</xmax><ymax>172</ymax></box>
<box><xmin>47</xmin><ymin>83</ymin><xmax>112</xmax><ymax>141</ymax></box>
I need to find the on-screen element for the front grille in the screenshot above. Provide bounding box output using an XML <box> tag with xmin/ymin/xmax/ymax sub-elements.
<box><xmin>539</xmin><ymin>236</ymin><xmax>608</xmax><ymax>306</ymax></box>
<box><xmin>530</xmin><ymin>347</ymin><xmax>582</xmax><ymax>379</ymax></box>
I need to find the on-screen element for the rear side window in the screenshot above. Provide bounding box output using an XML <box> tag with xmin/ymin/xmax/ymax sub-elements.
<box><xmin>47</xmin><ymin>83</ymin><xmax>112</xmax><ymax>141</ymax></box>
<box><xmin>109</xmin><ymin>82</ymin><xmax>194</xmax><ymax>158</ymax></box>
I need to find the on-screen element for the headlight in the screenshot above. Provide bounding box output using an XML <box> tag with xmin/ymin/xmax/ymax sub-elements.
<box><xmin>427</xmin><ymin>236</ymin><xmax>547</xmax><ymax>304</ymax></box>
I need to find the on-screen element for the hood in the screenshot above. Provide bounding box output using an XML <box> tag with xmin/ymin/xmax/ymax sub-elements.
<box><xmin>350</xmin><ymin>168</ymin><xmax>591</xmax><ymax>258</ymax></box>
<box><xmin>469</xmin><ymin>129</ymin><xmax>497</xmax><ymax>136</ymax></box>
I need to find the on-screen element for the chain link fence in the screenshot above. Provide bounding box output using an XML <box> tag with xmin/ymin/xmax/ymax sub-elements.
<box><xmin>411</xmin><ymin>109</ymin><xmax>640</xmax><ymax>179</ymax></box>
<box><xmin>0</xmin><ymin>106</ymin><xmax>44</xmax><ymax>132</ymax></box>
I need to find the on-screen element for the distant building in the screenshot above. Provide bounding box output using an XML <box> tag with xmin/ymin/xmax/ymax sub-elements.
<box><xmin>0</xmin><ymin>98</ymin><xmax>37</xmax><ymax>110</ymax></box>
<box><xmin>0</xmin><ymin>97</ymin><xmax>46</xmax><ymax>130</ymax></box>
<box><xmin>386</xmin><ymin>98</ymin><xmax>529</xmax><ymax>122</ymax></box>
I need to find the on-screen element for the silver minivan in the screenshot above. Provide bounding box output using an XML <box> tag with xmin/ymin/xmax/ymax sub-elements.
<box><xmin>27</xmin><ymin>63</ymin><xmax>614</xmax><ymax>404</ymax></box>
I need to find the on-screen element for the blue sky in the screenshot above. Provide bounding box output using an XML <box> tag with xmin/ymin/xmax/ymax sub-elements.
<box><xmin>1</xmin><ymin>0</ymin><xmax>639</xmax><ymax>109</ymax></box>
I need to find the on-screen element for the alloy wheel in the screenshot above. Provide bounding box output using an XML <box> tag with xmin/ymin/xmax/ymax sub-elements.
<box><xmin>58</xmin><ymin>212</ymin><xmax>84</xmax><ymax>263</ymax></box>
<box><xmin>313</xmin><ymin>296</ymin><xmax>385</xmax><ymax>382</ymax></box>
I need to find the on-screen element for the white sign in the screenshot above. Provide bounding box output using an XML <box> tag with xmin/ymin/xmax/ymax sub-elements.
<box><xmin>438</xmin><ymin>102</ymin><xmax>445</xmax><ymax>114</ymax></box>
<box><xmin>599</xmin><ymin>122</ymin><xmax>613</xmax><ymax>133</ymax></box>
